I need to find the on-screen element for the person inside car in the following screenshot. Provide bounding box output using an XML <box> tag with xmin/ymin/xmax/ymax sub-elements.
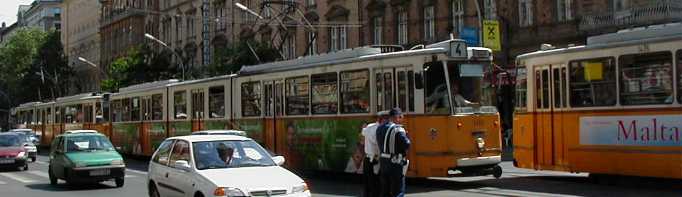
<box><xmin>217</xmin><ymin>143</ymin><xmax>235</xmax><ymax>165</ymax></box>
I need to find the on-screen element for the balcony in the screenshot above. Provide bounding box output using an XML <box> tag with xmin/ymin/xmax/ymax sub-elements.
<box><xmin>101</xmin><ymin>9</ymin><xmax>145</xmax><ymax>27</ymax></box>
<box><xmin>580</xmin><ymin>0</ymin><xmax>682</xmax><ymax>33</ymax></box>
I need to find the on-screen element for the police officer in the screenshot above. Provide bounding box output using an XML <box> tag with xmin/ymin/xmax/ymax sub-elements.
<box><xmin>362</xmin><ymin>111</ymin><xmax>389</xmax><ymax>197</ymax></box>
<box><xmin>376</xmin><ymin>108</ymin><xmax>410</xmax><ymax>197</ymax></box>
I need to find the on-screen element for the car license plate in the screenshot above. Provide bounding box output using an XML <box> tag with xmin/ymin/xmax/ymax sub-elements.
<box><xmin>89</xmin><ymin>169</ymin><xmax>111</xmax><ymax>176</ymax></box>
<box><xmin>0</xmin><ymin>159</ymin><xmax>14</xmax><ymax>164</ymax></box>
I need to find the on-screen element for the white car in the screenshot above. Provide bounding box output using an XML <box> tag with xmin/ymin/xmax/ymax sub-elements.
<box><xmin>191</xmin><ymin>130</ymin><xmax>246</xmax><ymax>136</ymax></box>
<box><xmin>10</xmin><ymin>132</ymin><xmax>37</xmax><ymax>162</ymax></box>
<box><xmin>148</xmin><ymin>135</ymin><xmax>310</xmax><ymax>197</ymax></box>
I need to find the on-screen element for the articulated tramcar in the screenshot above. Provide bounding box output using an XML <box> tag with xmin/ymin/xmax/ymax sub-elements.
<box><xmin>14</xmin><ymin>39</ymin><xmax>503</xmax><ymax>178</ymax></box>
<box><xmin>514</xmin><ymin>24</ymin><xmax>682</xmax><ymax>179</ymax></box>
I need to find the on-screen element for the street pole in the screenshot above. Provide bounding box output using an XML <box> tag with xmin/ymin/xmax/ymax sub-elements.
<box><xmin>475</xmin><ymin>0</ymin><xmax>483</xmax><ymax>47</ymax></box>
<box><xmin>145</xmin><ymin>33</ymin><xmax>185</xmax><ymax>81</ymax></box>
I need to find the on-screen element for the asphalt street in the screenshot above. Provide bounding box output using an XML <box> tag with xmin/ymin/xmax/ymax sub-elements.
<box><xmin>0</xmin><ymin>153</ymin><xmax>680</xmax><ymax>197</ymax></box>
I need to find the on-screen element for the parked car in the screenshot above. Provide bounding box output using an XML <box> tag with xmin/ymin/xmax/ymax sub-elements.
<box><xmin>8</xmin><ymin>132</ymin><xmax>38</xmax><ymax>162</ymax></box>
<box><xmin>10</xmin><ymin>129</ymin><xmax>39</xmax><ymax>144</ymax></box>
<box><xmin>148</xmin><ymin>135</ymin><xmax>310</xmax><ymax>197</ymax></box>
<box><xmin>48</xmin><ymin>130</ymin><xmax>126</xmax><ymax>187</ymax></box>
<box><xmin>0</xmin><ymin>133</ymin><xmax>29</xmax><ymax>171</ymax></box>
<box><xmin>191</xmin><ymin>130</ymin><xmax>247</xmax><ymax>136</ymax></box>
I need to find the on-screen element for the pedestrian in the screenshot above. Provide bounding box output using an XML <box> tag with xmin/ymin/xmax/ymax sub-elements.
<box><xmin>362</xmin><ymin>110</ymin><xmax>389</xmax><ymax>197</ymax></box>
<box><xmin>377</xmin><ymin>108</ymin><xmax>411</xmax><ymax>197</ymax></box>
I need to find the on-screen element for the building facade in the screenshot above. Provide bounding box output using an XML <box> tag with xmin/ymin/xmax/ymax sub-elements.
<box><xmin>99</xmin><ymin>0</ymin><xmax>158</xmax><ymax>73</ymax></box>
<box><xmin>20</xmin><ymin>0</ymin><xmax>63</xmax><ymax>32</ymax></box>
<box><xmin>62</xmin><ymin>0</ymin><xmax>102</xmax><ymax>92</ymax></box>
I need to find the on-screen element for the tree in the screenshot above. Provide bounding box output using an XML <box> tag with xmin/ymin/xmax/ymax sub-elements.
<box><xmin>101</xmin><ymin>44</ymin><xmax>178</xmax><ymax>92</ymax></box>
<box><xmin>205</xmin><ymin>40</ymin><xmax>280</xmax><ymax>77</ymax></box>
<box><xmin>0</xmin><ymin>28</ymin><xmax>48</xmax><ymax>105</ymax></box>
<box><xmin>28</xmin><ymin>31</ymin><xmax>72</xmax><ymax>100</ymax></box>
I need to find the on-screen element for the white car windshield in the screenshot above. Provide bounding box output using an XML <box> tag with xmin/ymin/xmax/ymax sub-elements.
<box><xmin>65</xmin><ymin>135</ymin><xmax>115</xmax><ymax>152</ymax></box>
<box><xmin>193</xmin><ymin>140</ymin><xmax>275</xmax><ymax>170</ymax></box>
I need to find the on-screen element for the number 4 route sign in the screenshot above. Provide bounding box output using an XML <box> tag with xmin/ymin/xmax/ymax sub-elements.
<box><xmin>483</xmin><ymin>20</ymin><xmax>501</xmax><ymax>52</ymax></box>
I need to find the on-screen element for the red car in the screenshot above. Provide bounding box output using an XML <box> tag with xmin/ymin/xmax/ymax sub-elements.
<box><xmin>0</xmin><ymin>133</ymin><xmax>29</xmax><ymax>171</ymax></box>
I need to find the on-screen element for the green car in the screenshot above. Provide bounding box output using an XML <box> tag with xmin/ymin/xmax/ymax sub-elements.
<box><xmin>48</xmin><ymin>130</ymin><xmax>125</xmax><ymax>187</ymax></box>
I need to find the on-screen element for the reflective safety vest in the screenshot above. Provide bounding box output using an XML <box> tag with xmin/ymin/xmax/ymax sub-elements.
<box><xmin>379</xmin><ymin>123</ymin><xmax>406</xmax><ymax>165</ymax></box>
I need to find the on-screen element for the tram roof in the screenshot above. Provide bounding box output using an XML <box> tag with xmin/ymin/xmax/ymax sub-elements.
<box><xmin>238</xmin><ymin>40</ymin><xmax>471</xmax><ymax>76</ymax></box>
<box><xmin>168</xmin><ymin>74</ymin><xmax>236</xmax><ymax>87</ymax></box>
<box><xmin>517</xmin><ymin>23</ymin><xmax>682</xmax><ymax>60</ymax></box>
<box><xmin>118</xmin><ymin>79</ymin><xmax>180</xmax><ymax>94</ymax></box>
<box><xmin>55</xmin><ymin>92</ymin><xmax>103</xmax><ymax>103</ymax></box>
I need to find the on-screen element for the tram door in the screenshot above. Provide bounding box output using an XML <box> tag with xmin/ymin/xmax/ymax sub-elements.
<box><xmin>263</xmin><ymin>80</ymin><xmax>284</xmax><ymax>154</ymax></box>
<box><xmin>550</xmin><ymin>65</ymin><xmax>567</xmax><ymax>166</ymax></box>
<box><xmin>533</xmin><ymin>65</ymin><xmax>554</xmax><ymax>167</ymax></box>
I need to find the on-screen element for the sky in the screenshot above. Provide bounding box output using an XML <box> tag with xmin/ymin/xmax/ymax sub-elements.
<box><xmin>0</xmin><ymin>0</ymin><xmax>34</xmax><ymax>26</ymax></box>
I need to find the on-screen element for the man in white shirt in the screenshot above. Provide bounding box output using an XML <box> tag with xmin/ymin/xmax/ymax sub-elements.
<box><xmin>362</xmin><ymin>110</ymin><xmax>388</xmax><ymax>197</ymax></box>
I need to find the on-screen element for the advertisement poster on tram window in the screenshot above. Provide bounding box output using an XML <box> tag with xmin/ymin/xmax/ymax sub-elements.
<box><xmin>284</xmin><ymin>119</ymin><xmax>367</xmax><ymax>173</ymax></box>
<box><xmin>170</xmin><ymin>121</ymin><xmax>192</xmax><ymax>137</ymax></box>
<box><xmin>580</xmin><ymin>115</ymin><xmax>682</xmax><ymax>146</ymax></box>
<box><xmin>234</xmin><ymin>120</ymin><xmax>264</xmax><ymax>144</ymax></box>
<box><xmin>112</xmin><ymin>123</ymin><xmax>142</xmax><ymax>154</ymax></box>
<box><xmin>149</xmin><ymin>123</ymin><xmax>166</xmax><ymax>152</ymax></box>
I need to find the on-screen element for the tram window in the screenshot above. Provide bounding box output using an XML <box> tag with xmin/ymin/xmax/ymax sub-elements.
<box><xmin>131</xmin><ymin>97</ymin><xmax>141</xmax><ymax>121</ymax></box>
<box><xmin>569</xmin><ymin>57</ymin><xmax>617</xmax><ymax>107</ymax></box>
<box><xmin>311</xmin><ymin>72</ymin><xmax>338</xmax><ymax>115</ymax></box>
<box><xmin>152</xmin><ymin>94</ymin><xmax>163</xmax><ymax>120</ymax></box>
<box><xmin>340</xmin><ymin>70</ymin><xmax>370</xmax><ymax>114</ymax></box>
<box><xmin>678</xmin><ymin>50</ymin><xmax>682</xmax><ymax>103</ymax></box>
<box><xmin>84</xmin><ymin>104</ymin><xmax>94</xmax><ymax>123</ymax></box>
<box><xmin>515</xmin><ymin>66</ymin><xmax>527</xmax><ymax>110</ymax></box>
<box><xmin>55</xmin><ymin>107</ymin><xmax>62</xmax><ymax>123</ymax></box>
<box><xmin>46</xmin><ymin>108</ymin><xmax>52</xmax><ymax>124</ymax></box>
<box><xmin>286</xmin><ymin>76</ymin><xmax>310</xmax><ymax>115</ymax></box>
<box><xmin>242</xmin><ymin>82</ymin><xmax>262</xmax><ymax>117</ymax></box>
<box><xmin>174</xmin><ymin>91</ymin><xmax>188</xmax><ymax>119</ymax></box>
<box><xmin>541</xmin><ymin>70</ymin><xmax>550</xmax><ymax>109</ymax></box>
<box><xmin>264</xmin><ymin>83</ymin><xmax>273</xmax><ymax>117</ymax></box>
<box><xmin>376</xmin><ymin>71</ymin><xmax>395</xmax><ymax>111</ymax></box>
<box><xmin>191</xmin><ymin>89</ymin><xmax>205</xmax><ymax>119</ymax></box>
<box><xmin>122</xmin><ymin>98</ymin><xmax>131</xmax><ymax>122</ymax></box>
<box><xmin>209</xmin><ymin>86</ymin><xmax>225</xmax><ymax>118</ymax></box>
<box><xmin>95</xmin><ymin>102</ymin><xmax>103</xmax><ymax>122</ymax></box>
<box><xmin>619</xmin><ymin>52</ymin><xmax>673</xmax><ymax>105</ymax></box>
<box><xmin>408</xmin><ymin>70</ymin><xmax>415</xmax><ymax>112</ymax></box>
<box><xmin>424</xmin><ymin>61</ymin><xmax>451</xmax><ymax>114</ymax></box>
<box><xmin>398</xmin><ymin>71</ymin><xmax>407</xmax><ymax>111</ymax></box>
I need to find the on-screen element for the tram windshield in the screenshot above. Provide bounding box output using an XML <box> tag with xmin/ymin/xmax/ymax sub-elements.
<box><xmin>447</xmin><ymin>62</ymin><xmax>497</xmax><ymax>114</ymax></box>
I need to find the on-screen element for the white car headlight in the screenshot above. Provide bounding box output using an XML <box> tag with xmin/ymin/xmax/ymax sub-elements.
<box><xmin>111</xmin><ymin>159</ymin><xmax>124</xmax><ymax>165</ymax></box>
<box><xmin>214</xmin><ymin>187</ymin><xmax>247</xmax><ymax>197</ymax></box>
<box><xmin>16</xmin><ymin>151</ymin><xmax>26</xmax><ymax>158</ymax></box>
<box><xmin>292</xmin><ymin>182</ymin><xmax>309</xmax><ymax>193</ymax></box>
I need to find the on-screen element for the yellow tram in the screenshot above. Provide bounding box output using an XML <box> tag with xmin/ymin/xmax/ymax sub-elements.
<box><xmin>514</xmin><ymin>24</ymin><xmax>682</xmax><ymax>179</ymax></box>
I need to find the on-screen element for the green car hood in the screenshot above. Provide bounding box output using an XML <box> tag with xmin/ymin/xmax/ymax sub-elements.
<box><xmin>65</xmin><ymin>151</ymin><xmax>123</xmax><ymax>166</ymax></box>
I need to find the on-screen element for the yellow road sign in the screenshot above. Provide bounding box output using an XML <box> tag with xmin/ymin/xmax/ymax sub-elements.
<box><xmin>483</xmin><ymin>20</ymin><xmax>501</xmax><ymax>51</ymax></box>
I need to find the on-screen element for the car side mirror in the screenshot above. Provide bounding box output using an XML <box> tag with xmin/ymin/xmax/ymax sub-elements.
<box><xmin>272</xmin><ymin>156</ymin><xmax>285</xmax><ymax>166</ymax></box>
<box><xmin>174</xmin><ymin>160</ymin><xmax>192</xmax><ymax>172</ymax></box>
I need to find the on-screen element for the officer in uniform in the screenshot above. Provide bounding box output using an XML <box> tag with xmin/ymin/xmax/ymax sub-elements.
<box><xmin>362</xmin><ymin>111</ymin><xmax>389</xmax><ymax>197</ymax></box>
<box><xmin>376</xmin><ymin>108</ymin><xmax>410</xmax><ymax>197</ymax></box>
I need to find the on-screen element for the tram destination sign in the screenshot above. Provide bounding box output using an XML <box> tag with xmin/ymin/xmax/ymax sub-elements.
<box><xmin>580</xmin><ymin>115</ymin><xmax>681</xmax><ymax>146</ymax></box>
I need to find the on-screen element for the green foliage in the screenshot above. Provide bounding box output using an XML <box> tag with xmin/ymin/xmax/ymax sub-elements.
<box><xmin>101</xmin><ymin>44</ymin><xmax>176</xmax><ymax>92</ymax></box>
<box><xmin>205</xmin><ymin>40</ymin><xmax>280</xmax><ymax>77</ymax></box>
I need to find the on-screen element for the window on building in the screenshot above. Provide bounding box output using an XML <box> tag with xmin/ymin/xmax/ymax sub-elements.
<box><xmin>569</xmin><ymin>57</ymin><xmax>617</xmax><ymax>107</ymax></box>
<box><xmin>424</xmin><ymin>61</ymin><xmax>450</xmax><ymax>114</ymax></box>
<box><xmin>519</xmin><ymin>0</ymin><xmax>534</xmax><ymax>27</ymax></box>
<box><xmin>330</xmin><ymin>26</ymin><xmax>348</xmax><ymax>52</ymax></box>
<box><xmin>175</xmin><ymin>17</ymin><xmax>182</xmax><ymax>42</ymax></box>
<box><xmin>131</xmin><ymin>97</ymin><xmax>141</xmax><ymax>121</ymax></box>
<box><xmin>174</xmin><ymin>91</ymin><xmax>188</xmax><ymax>119</ymax></box>
<box><xmin>306</xmin><ymin>31</ymin><xmax>317</xmax><ymax>55</ymax></box>
<box><xmin>452</xmin><ymin>0</ymin><xmax>464</xmax><ymax>34</ymax></box>
<box><xmin>209</xmin><ymin>86</ymin><xmax>225</xmax><ymax>118</ymax></box>
<box><xmin>483</xmin><ymin>0</ymin><xmax>497</xmax><ymax>20</ymax></box>
<box><xmin>373</xmin><ymin>16</ymin><xmax>383</xmax><ymax>45</ymax></box>
<box><xmin>191</xmin><ymin>89</ymin><xmax>205</xmax><ymax>119</ymax></box>
<box><xmin>340</xmin><ymin>70</ymin><xmax>370</xmax><ymax>114</ymax></box>
<box><xmin>241</xmin><ymin>82</ymin><xmax>261</xmax><ymax>117</ymax></box>
<box><xmin>186</xmin><ymin>16</ymin><xmax>195</xmax><ymax>38</ymax></box>
<box><xmin>397</xmin><ymin>10</ymin><xmax>408</xmax><ymax>45</ymax></box>
<box><xmin>306</xmin><ymin>0</ymin><xmax>316</xmax><ymax>7</ymax></box>
<box><xmin>311</xmin><ymin>73</ymin><xmax>338</xmax><ymax>115</ymax></box>
<box><xmin>424</xmin><ymin>6</ymin><xmax>435</xmax><ymax>40</ymax></box>
<box><xmin>619</xmin><ymin>52</ymin><xmax>673</xmax><ymax>105</ymax></box>
<box><xmin>557</xmin><ymin>0</ymin><xmax>573</xmax><ymax>21</ymax></box>
<box><xmin>611</xmin><ymin>0</ymin><xmax>630</xmax><ymax>11</ymax></box>
<box><xmin>283</xmin><ymin>34</ymin><xmax>296</xmax><ymax>60</ymax></box>
<box><xmin>286</xmin><ymin>76</ymin><xmax>310</xmax><ymax>115</ymax></box>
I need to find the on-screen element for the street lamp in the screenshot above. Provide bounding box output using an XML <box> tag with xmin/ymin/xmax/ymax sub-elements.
<box><xmin>145</xmin><ymin>33</ymin><xmax>185</xmax><ymax>81</ymax></box>
<box><xmin>78</xmin><ymin>57</ymin><xmax>106</xmax><ymax>91</ymax></box>
<box><xmin>235</xmin><ymin>2</ymin><xmax>263</xmax><ymax>20</ymax></box>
